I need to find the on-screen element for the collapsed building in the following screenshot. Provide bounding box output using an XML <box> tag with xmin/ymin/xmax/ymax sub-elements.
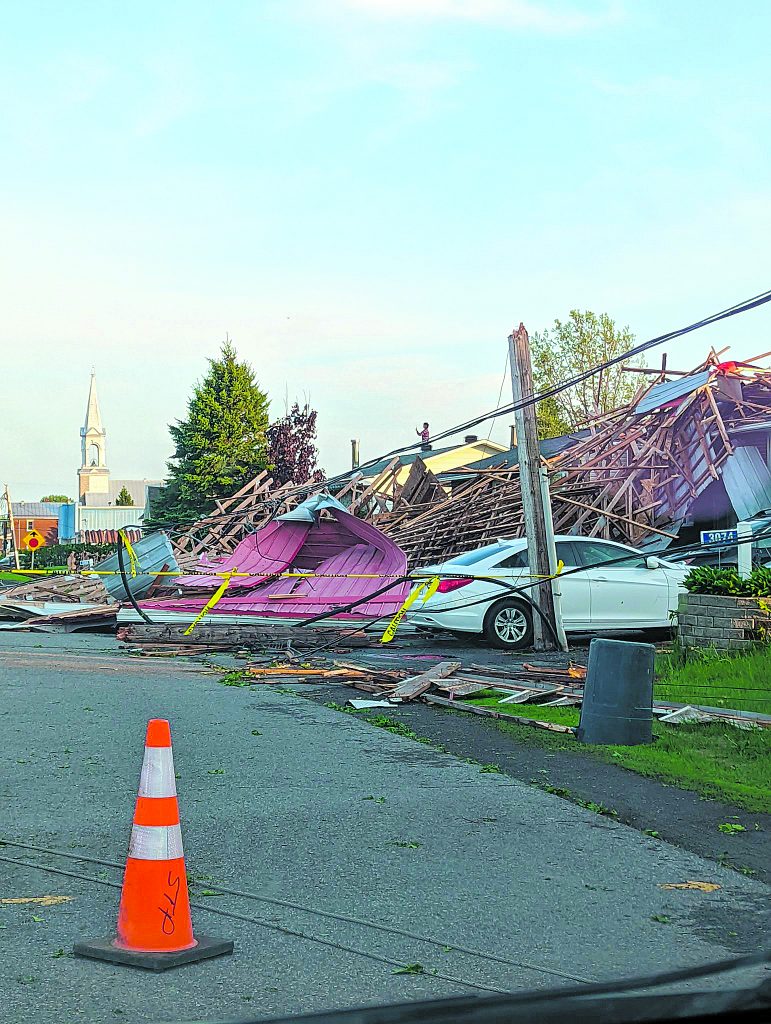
<box><xmin>5</xmin><ymin>350</ymin><xmax>771</xmax><ymax>638</ymax></box>
<box><xmin>171</xmin><ymin>352</ymin><xmax>771</xmax><ymax>569</ymax></box>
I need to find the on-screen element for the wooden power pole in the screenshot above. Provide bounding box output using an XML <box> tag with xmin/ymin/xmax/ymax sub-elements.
<box><xmin>508</xmin><ymin>323</ymin><xmax>565</xmax><ymax>651</ymax></box>
<box><xmin>3</xmin><ymin>484</ymin><xmax>20</xmax><ymax>570</ymax></box>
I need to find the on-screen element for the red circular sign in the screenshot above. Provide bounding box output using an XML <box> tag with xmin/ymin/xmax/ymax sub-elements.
<box><xmin>27</xmin><ymin>537</ymin><xmax>40</xmax><ymax>550</ymax></box>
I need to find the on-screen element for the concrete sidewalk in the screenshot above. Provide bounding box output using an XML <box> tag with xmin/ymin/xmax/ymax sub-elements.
<box><xmin>0</xmin><ymin>635</ymin><xmax>767</xmax><ymax>1023</ymax></box>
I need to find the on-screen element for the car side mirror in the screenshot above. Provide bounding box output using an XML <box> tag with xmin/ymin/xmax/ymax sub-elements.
<box><xmin>645</xmin><ymin>556</ymin><xmax>661</xmax><ymax>569</ymax></box>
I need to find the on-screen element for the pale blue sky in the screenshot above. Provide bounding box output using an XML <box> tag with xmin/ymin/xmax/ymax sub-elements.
<box><xmin>2</xmin><ymin>0</ymin><xmax>770</xmax><ymax>499</ymax></box>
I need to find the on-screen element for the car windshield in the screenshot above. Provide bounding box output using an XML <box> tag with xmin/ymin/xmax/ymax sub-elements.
<box><xmin>573</xmin><ymin>539</ymin><xmax>648</xmax><ymax>568</ymax></box>
<box><xmin>447</xmin><ymin>542</ymin><xmax>520</xmax><ymax>566</ymax></box>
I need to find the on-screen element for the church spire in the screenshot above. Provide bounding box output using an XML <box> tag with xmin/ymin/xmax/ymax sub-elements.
<box><xmin>84</xmin><ymin>369</ymin><xmax>103</xmax><ymax>433</ymax></box>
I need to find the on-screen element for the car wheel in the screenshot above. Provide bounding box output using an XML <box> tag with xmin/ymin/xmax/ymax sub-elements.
<box><xmin>483</xmin><ymin>598</ymin><xmax>534</xmax><ymax>650</ymax></box>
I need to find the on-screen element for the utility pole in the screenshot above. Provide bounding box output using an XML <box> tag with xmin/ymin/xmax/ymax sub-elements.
<box><xmin>508</xmin><ymin>323</ymin><xmax>565</xmax><ymax>652</ymax></box>
<box><xmin>3</xmin><ymin>484</ymin><xmax>20</xmax><ymax>570</ymax></box>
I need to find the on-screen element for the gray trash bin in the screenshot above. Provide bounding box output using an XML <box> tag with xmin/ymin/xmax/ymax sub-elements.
<box><xmin>577</xmin><ymin>638</ymin><xmax>655</xmax><ymax>746</ymax></box>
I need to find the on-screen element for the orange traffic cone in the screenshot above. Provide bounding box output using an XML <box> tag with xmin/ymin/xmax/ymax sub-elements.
<box><xmin>74</xmin><ymin>719</ymin><xmax>233</xmax><ymax>970</ymax></box>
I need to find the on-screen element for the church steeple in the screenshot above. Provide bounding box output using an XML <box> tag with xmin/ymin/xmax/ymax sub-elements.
<box><xmin>84</xmin><ymin>369</ymin><xmax>103</xmax><ymax>435</ymax></box>
<box><xmin>78</xmin><ymin>371</ymin><xmax>110</xmax><ymax>503</ymax></box>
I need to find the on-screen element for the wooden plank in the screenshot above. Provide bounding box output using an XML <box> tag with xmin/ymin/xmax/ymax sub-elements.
<box><xmin>424</xmin><ymin>694</ymin><xmax>576</xmax><ymax>733</ymax></box>
<box><xmin>497</xmin><ymin>689</ymin><xmax>542</xmax><ymax>704</ymax></box>
<box><xmin>438</xmin><ymin>681</ymin><xmax>489</xmax><ymax>697</ymax></box>
<box><xmin>390</xmin><ymin>660</ymin><xmax>461</xmax><ymax>701</ymax></box>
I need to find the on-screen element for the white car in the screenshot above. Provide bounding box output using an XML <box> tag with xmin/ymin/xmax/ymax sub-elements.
<box><xmin>409</xmin><ymin>536</ymin><xmax>690</xmax><ymax>650</ymax></box>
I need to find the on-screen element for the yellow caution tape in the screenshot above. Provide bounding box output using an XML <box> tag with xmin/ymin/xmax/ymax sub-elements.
<box><xmin>183</xmin><ymin>569</ymin><xmax>237</xmax><ymax>636</ymax></box>
<box><xmin>119</xmin><ymin>530</ymin><xmax>140</xmax><ymax>578</ymax></box>
<box><xmin>13</xmin><ymin>565</ymin><xmax>569</xmax><ymax>585</ymax></box>
<box><xmin>380</xmin><ymin>576</ymin><xmax>440</xmax><ymax>645</ymax></box>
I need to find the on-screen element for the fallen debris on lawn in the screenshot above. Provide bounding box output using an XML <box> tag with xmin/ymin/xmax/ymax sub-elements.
<box><xmin>232</xmin><ymin>656</ymin><xmax>771</xmax><ymax>730</ymax></box>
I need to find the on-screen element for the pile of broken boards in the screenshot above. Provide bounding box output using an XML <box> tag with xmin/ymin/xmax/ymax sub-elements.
<box><xmin>119</xmin><ymin>623</ymin><xmax>385</xmax><ymax>657</ymax></box>
<box><xmin>248</xmin><ymin>659</ymin><xmax>585</xmax><ymax>734</ymax></box>
<box><xmin>0</xmin><ymin>574</ymin><xmax>117</xmax><ymax>633</ymax></box>
<box><xmin>0</xmin><ymin>533</ymin><xmax>178</xmax><ymax>634</ymax></box>
<box><xmin>169</xmin><ymin>353</ymin><xmax>771</xmax><ymax>568</ymax></box>
<box><xmin>245</xmin><ymin>658</ymin><xmax>771</xmax><ymax>732</ymax></box>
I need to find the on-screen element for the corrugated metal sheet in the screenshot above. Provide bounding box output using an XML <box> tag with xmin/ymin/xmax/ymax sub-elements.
<box><xmin>97</xmin><ymin>532</ymin><xmax>178</xmax><ymax>600</ymax></box>
<box><xmin>12</xmin><ymin>502</ymin><xmax>63</xmax><ymax>517</ymax></box>
<box><xmin>721</xmin><ymin>445</ymin><xmax>771</xmax><ymax>521</ymax></box>
<box><xmin>58</xmin><ymin>504</ymin><xmax>76</xmax><ymax>541</ymax></box>
<box><xmin>277</xmin><ymin>493</ymin><xmax>349</xmax><ymax>522</ymax></box>
<box><xmin>635</xmin><ymin>370</ymin><xmax>711</xmax><ymax>415</ymax></box>
<box><xmin>76</xmin><ymin>506</ymin><xmax>146</xmax><ymax>533</ymax></box>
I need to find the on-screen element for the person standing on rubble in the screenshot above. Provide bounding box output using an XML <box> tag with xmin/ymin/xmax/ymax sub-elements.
<box><xmin>416</xmin><ymin>422</ymin><xmax>430</xmax><ymax>449</ymax></box>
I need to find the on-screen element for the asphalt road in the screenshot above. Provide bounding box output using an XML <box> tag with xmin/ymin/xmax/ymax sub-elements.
<box><xmin>0</xmin><ymin>633</ymin><xmax>768</xmax><ymax>1024</ymax></box>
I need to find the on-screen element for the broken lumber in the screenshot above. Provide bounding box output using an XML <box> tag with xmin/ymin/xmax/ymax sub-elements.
<box><xmin>117</xmin><ymin>621</ymin><xmax>376</xmax><ymax>651</ymax></box>
<box><xmin>424</xmin><ymin>693</ymin><xmax>576</xmax><ymax>734</ymax></box>
<box><xmin>389</xmin><ymin>660</ymin><xmax>461</xmax><ymax>701</ymax></box>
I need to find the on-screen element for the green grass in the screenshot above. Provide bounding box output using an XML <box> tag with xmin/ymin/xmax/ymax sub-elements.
<box><xmin>466</xmin><ymin>713</ymin><xmax>771</xmax><ymax>813</ymax></box>
<box><xmin>0</xmin><ymin>571</ymin><xmax>33</xmax><ymax>584</ymax></box>
<box><xmin>654</xmin><ymin>646</ymin><xmax>771</xmax><ymax>714</ymax></box>
<box><xmin>459</xmin><ymin>654</ymin><xmax>771</xmax><ymax>813</ymax></box>
<box><xmin>465</xmin><ymin>693</ymin><xmax>580</xmax><ymax>726</ymax></box>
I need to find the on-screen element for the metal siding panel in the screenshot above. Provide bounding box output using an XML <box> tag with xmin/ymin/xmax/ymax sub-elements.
<box><xmin>721</xmin><ymin>446</ymin><xmax>771</xmax><ymax>521</ymax></box>
<box><xmin>634</xmin><ymin>371</ymin><xmax>712</xmax><ymax>415</ymax></box>
<box><xmin>97</xmin><ymin>532</ymin><xmax>178</xmax><ymax>600</ymax></box>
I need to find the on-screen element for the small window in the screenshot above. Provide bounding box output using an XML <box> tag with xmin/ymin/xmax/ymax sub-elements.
<box><xmin>574</xmin><ymin>540</ymin><xmax>646</xmax><ymax>569</ymax></box>
<box><xmin>451</xmin><ymin>543</ymin><xmax>512</xmax><ymax>567</ymax></box>
<box><xmin>494</xmin><ymin>541</ymin><xmax>579</xmax><ymax>570</ymax></box>
<box><xmin>555</xmin><ymin>541</ymin><xmax>579</xmax><ymax>567</ymax></box>
<box><xmin>495</xmin><ymin>549</ymin><xmax>528</xmax><ymax>569</ymax></box>
<box><xmin>26</xmin><ymin>519</ymin><xmax>34</xmax><ymax>531</ymax></box>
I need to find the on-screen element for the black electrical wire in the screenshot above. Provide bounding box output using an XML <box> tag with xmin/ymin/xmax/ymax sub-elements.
<box><xmin>117</xmin><ymin>517</ymin><xmax>771</xmax><ymax>654</ymax></box>
<box><xmin>0</xmin><ymin>840</ymin><xmax>593</xmax><ymax>984</ymax></box>
<box><xmin>0</xmin><ymin>854</ymin><xmax>506</xmax><ymax>994</ymax></box>
<box><xmin>143</xmin><ymin>287</ymin><xmax>771</xmax><ymax>537</ymax></box>
<box><xmin>3</xmin><ymin>846</ymin><xmax>766</xmax><ymax>1005</ymax></box>
<box><xmin>116</xmin><ymin>530</ymin><xmax>153</xmax><ymax>625</ymax></box>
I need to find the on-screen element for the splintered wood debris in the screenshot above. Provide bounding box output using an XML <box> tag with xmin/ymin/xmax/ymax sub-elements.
<box><xmin>235</xmin><ymin>658</ymin><xmax>769</xmax><ymax>730</ymax></box>
<box><xmin>166</xmin><ymin>351</ymin><xmax>771</xmax><ymax>572</ymax></box>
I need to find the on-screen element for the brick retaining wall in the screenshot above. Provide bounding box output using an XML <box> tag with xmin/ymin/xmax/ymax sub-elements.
<box><xmin>677</xmin><ymin>592</ymin><xmax>771</xmax><ymax>650</ymax></box>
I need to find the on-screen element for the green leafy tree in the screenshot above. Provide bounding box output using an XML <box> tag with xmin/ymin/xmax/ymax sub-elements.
<box><xmin>115</xmin><ymin>487</ymin><xmax>134</xmax><ymax>507</ymax></box>
<box><xmin>530</xmin><ymin>311</ymin><xmax>643</xmax><ymax>437</ymax></box>
<box><xmin>149</xmin><ymin>342</ymin><xmax>270</xmax><ymax>524</ymax></box>
<box><xmin>41</xmin><ymin>494</ymin><xmax>72</xmax><ymax>503</ymax></box>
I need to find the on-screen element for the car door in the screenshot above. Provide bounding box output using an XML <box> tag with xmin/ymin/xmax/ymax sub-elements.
<box><xmin>492</xmin><ymin>540</ymin><xmax>592</xmax><ymax>630</ymax></box>
<box><xmin>574</xmin><ymin>539</ymin><xmax>671</xmax><ymax>628</ymax></box>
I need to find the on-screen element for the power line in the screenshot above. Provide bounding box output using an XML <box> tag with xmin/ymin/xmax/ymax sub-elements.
<box><xmin>150</xmin><ymin>287</ymin><xmax>771</xmax><ymax>535</ymax></box>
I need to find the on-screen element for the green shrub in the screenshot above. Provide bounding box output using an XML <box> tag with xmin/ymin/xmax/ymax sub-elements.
<box><xmin>18</xmin><ymin>542</ymin><xmax>117</xmax><ymax>570</ymax></box>
<box><xmin>683</xmin><ymin>566</ymin><xmax>749</xmax><ymax>595</ymax></box>
<box><xmin>683</xmin><ymin>564</ymin><xmax>771</xmax><ymax>598</ymax></box>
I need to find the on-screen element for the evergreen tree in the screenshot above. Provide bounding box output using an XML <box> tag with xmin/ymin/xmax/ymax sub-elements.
<box><xmin>267</xmin><ymin>402</ymin><xmax>324</xmax><ymax>487</ymax></box>
<box><xmin>115</xmin><ymin>487</ymin><xmax>134</xmax><ymax>507</ymax></box>
<box><xmin>149</xmin><ymin>342</ymin><xmax>270</xmax><ymax>524</ymax></box>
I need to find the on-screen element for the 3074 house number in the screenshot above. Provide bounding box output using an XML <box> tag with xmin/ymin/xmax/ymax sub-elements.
<box><xmin>700</xmin><ymin>529</ymin><xmax>739</xmax><ymax>545</ymax></box>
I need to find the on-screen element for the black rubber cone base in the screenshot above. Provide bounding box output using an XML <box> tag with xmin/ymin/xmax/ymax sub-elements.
<box><xmin>73</xmin><ymin>934</ymin><xmax>234</xmax><ymax>971</ymax></box>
